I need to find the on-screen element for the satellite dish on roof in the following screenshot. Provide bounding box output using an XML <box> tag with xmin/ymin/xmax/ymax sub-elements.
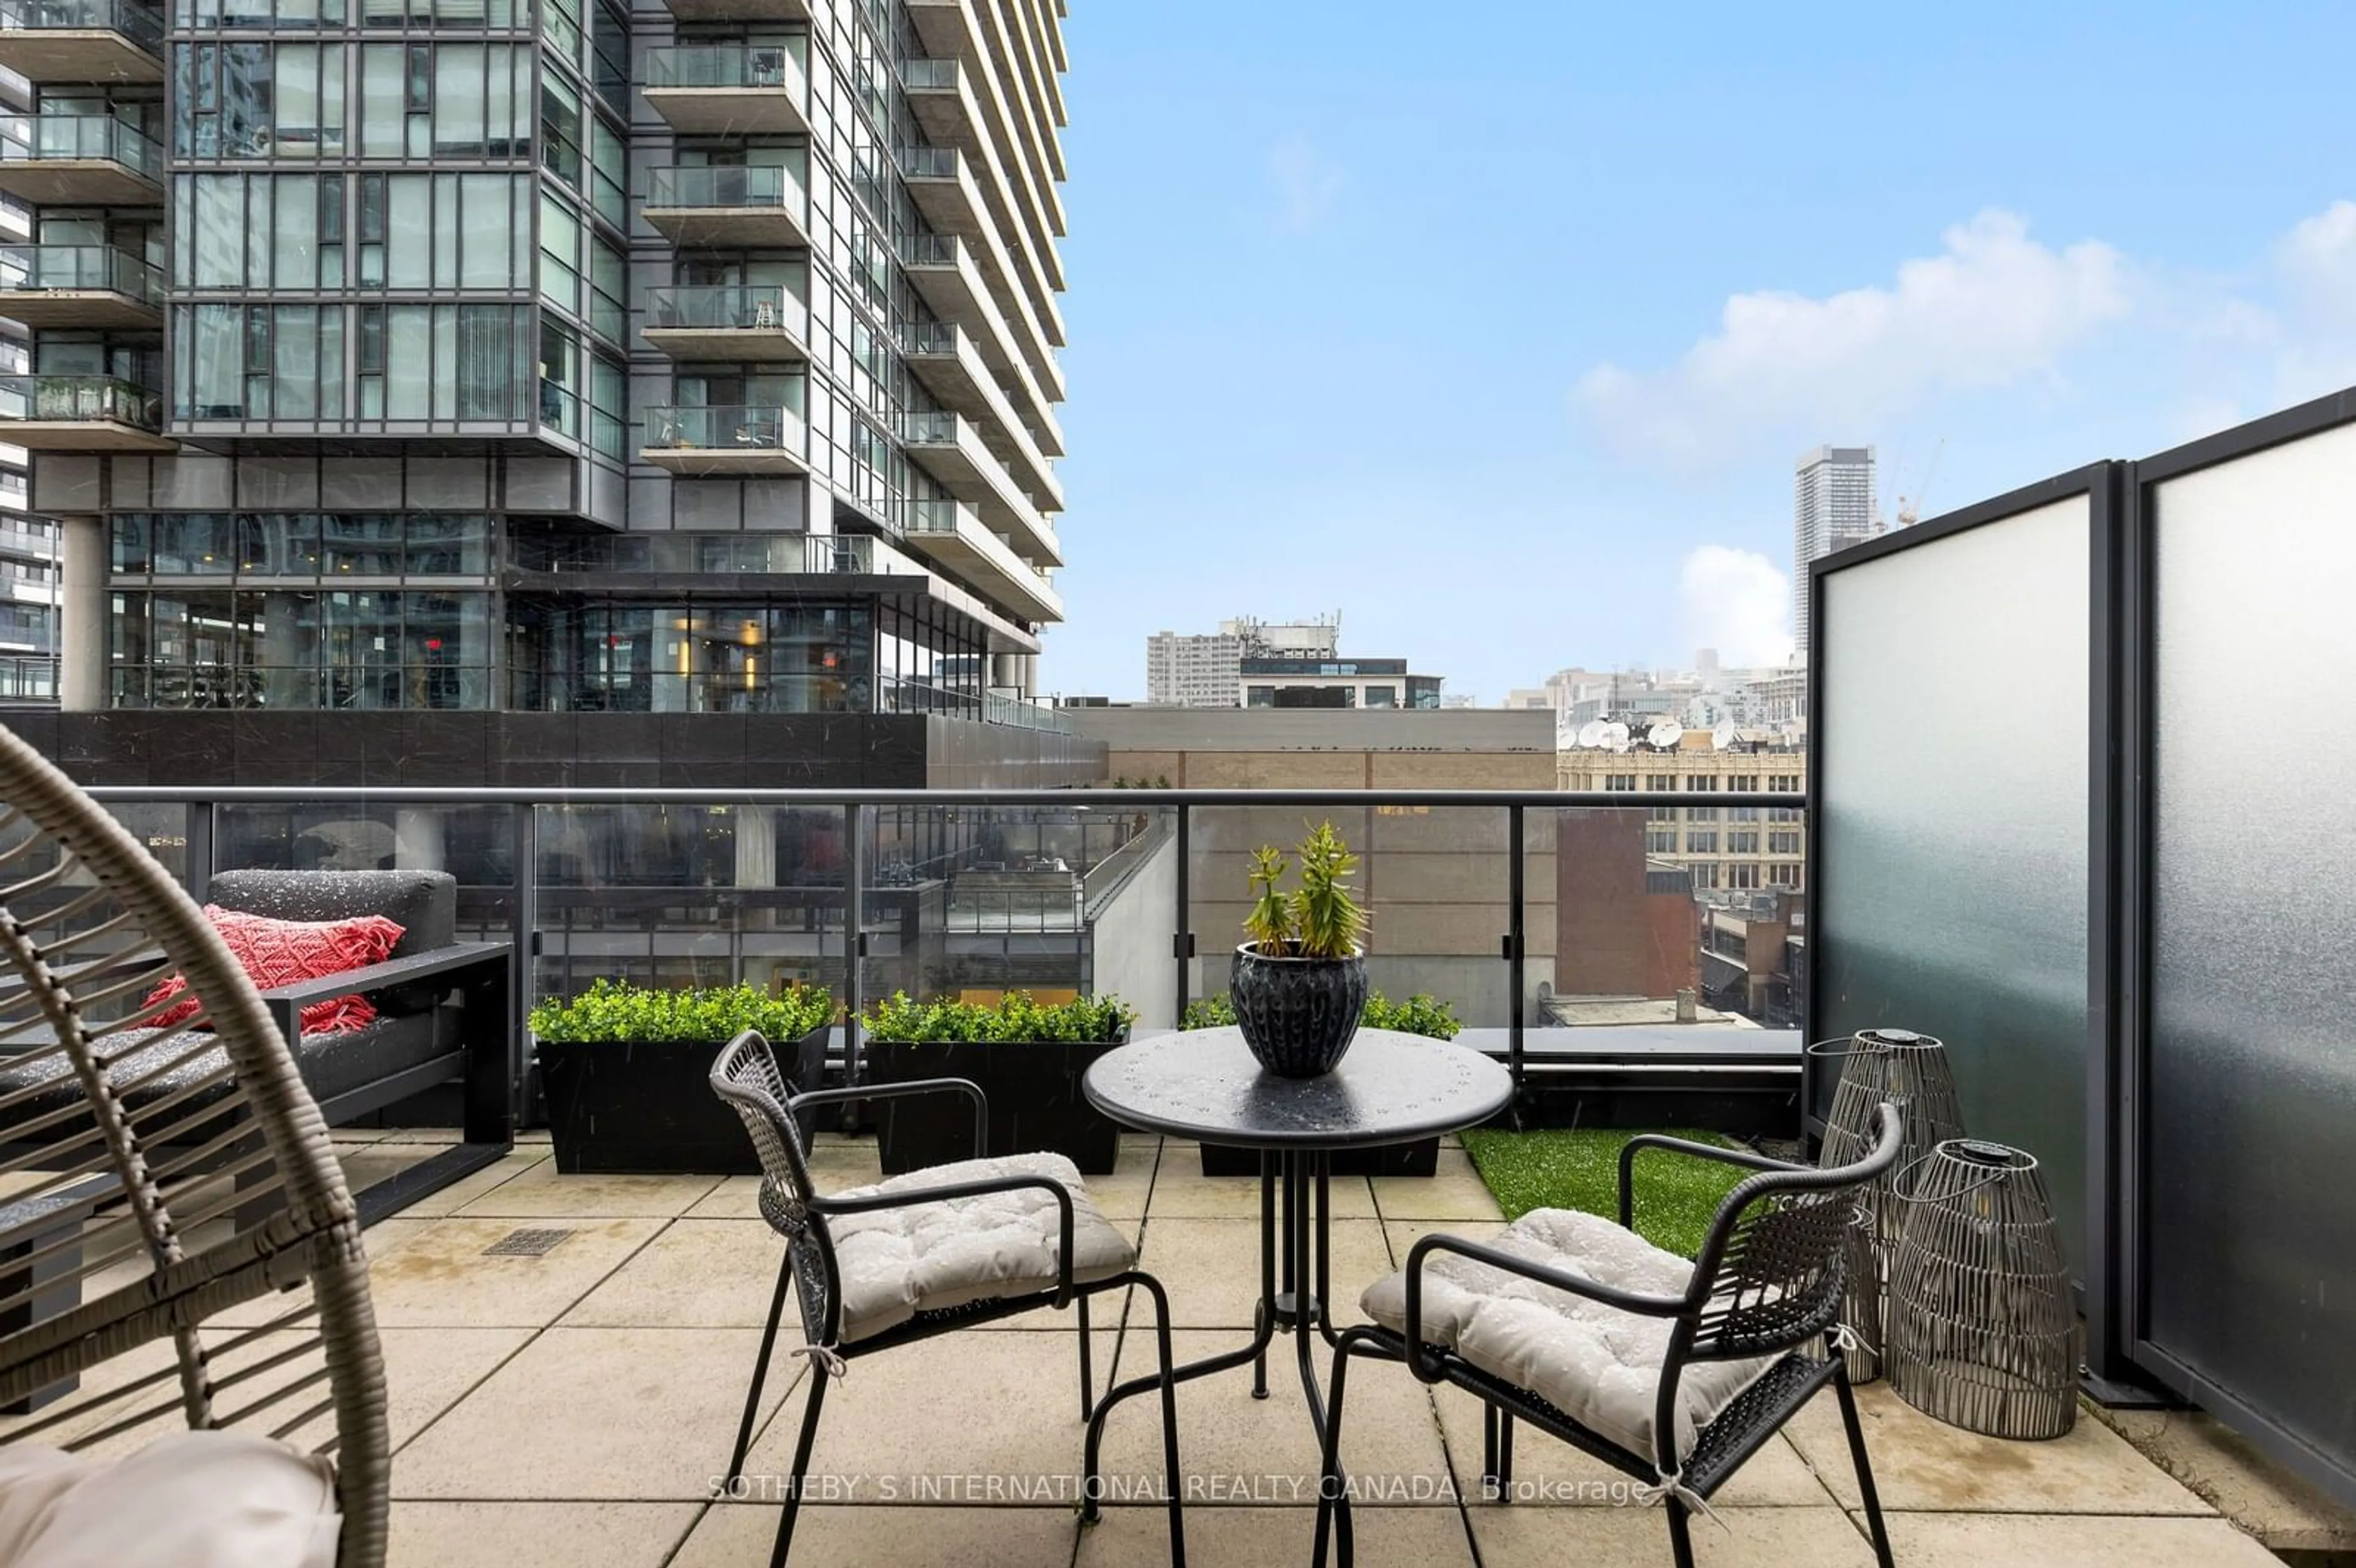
<box><xmin>1599</xmin><ymin>721</ymin><xmax>1631</xmax><ymax>753</ymax></box>
<box><xmin>1576</xmin><ymin>720</ymin><xmax>1607</xmax><ymax>748</ymax></box>
<box><xmin>1647</xmin><ymin>721</ymin><xmax>1684</xmax><ymax>750</ymax></box>
<box><xmin>1712</xmin><ymin>723</ymin><xmax>1738</xmax><ymax>751</ymax></box>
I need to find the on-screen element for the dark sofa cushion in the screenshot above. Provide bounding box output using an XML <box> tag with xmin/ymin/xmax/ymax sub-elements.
<box><xmin>207</xmin><ymin>870</ymin><xmax>457</xmax><ymax>1014</ymax></box>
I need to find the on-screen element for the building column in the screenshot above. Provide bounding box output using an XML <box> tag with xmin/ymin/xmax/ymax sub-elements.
<box><xmin>990</xmin><ymin>652</ymin><xmax>1035</xmax><ymax>698</ymax></box>
<box><xmin>57</xmin><ymin>515</ymin><xmax>106</xmax><ymax>712</ymax></box>
<box><xmin>734</xmin><ymin>805</ymin><xmax>777</xmax><ymax>886</ymax></box>
<box><xmin>393</xmin><ymin>809</ymin><xmax>447</xmax><ymax>873</ymax></box>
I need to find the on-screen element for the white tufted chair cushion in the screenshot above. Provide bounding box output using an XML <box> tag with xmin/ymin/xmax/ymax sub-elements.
<box><xmin>826</xmin><ymin>1152</ymin><xmax>1134</xmax><ymax>1343</ymax></box>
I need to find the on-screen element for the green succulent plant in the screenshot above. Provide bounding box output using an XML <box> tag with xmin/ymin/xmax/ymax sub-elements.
<box><xmin>1239</xmin><ymin>820</ymin><xmax>1366</xmax><ymax>959</ymax></box>
<box><xmin>529</xmin><ymin>978</ymin><xmax>833</xmax><ymax>1045</ymax></box>
<box><xmin>860</xmin><ymin>990</ymin><xmax>1135</xmax><ymax>1044</ymax></box>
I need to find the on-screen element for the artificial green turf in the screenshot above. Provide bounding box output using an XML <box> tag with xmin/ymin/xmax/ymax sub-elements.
<box><xmin>1460</xmin><ymin>1128</ymin><xmax>1751</xmax><ymax>1259</ymax></box>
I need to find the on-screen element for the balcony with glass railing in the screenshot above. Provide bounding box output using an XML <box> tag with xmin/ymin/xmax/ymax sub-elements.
<box><xmin>0</xmin><ymin>112</ymin><xmax>163</xmax><ymax>204</ymax></box>
<box><xmin>901</xmin><ymin>231</ymin><xmax>1066</xmax><ymax>456</ymax></box>
<box><xmin>638</xmin><ymin>402</ymin><xmax>809</xmax><ymax>475</ymax></box>
<box><xmin>901</xmin><ymin>320</ymin><xmax>1061</xmax><ymax>510</ymax></box>
<box><xmin>899</xmin><ymin>411</ymin><xmax>1060</xmax><ymax>567</ymax></box>
<box><xmin>0</xmin><ymin>373</ymin><xmax>173</xmax><ymax>450</ymax></box>
<box><xmin>0</xmin><ymin>0</ymin><xmax>163</xmax><ymax>84</ymax></box>
<box><xmin>644</xmin><ymin>163</ymin><xmax>809</xmax><ymax>249</ymax></box>
<box><xmin>661</xmin><ymin>0</ymin><xmax>806</xmax><ymax>21</ymax></box>
<box><xmin>0</xmin><ymin>242</ymin><xmax>161</xmax><ymax>328</ymax></box>
<box><xmin>642</xmin><ymin>44</ymin><xmax>808</xmax><ymax>135</ymax></box>
<box><xmin>641</xmin><ymin>285</ymin><xmax>809</xmax><ymax>363</ymax></box>
<box><xmin>899</xmin><ymin>494</ymin><xmax>1061</xmax><ymax>625</ymax></box>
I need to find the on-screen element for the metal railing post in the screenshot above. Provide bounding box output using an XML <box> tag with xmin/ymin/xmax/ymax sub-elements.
<box><xmin>844</xmin><ymin>802</ymin><xmax>866</xmax><ymax>1088</ymax></box>
<box><xmin>512</xmin><ymin>802</ymin><xmax>539</xmax><ymax>1126</ymax></box>
<box><xmin>1173</xmin><ymin>802</ymin><xmax>1191</xmax><ymax>1019</ymax></box>
<box><xmin>1507</xmin><ymin>802</ymin><xmax>1525</xmax><ymax>1105</ymax></box>
<box><xmin>185</xmin><ymin>799</ymin><xmax>216</xmax><ymax>904</ymax></box>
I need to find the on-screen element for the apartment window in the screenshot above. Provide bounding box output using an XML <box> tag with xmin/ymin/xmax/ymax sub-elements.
<box><xmin>1768</xmin><ymin>863</ymin><xmax>1801</xmax><ymax>888</ymax></box>
<box><xmin>1686</xmin><ymin>831</ymin><xmax>1718</xmax><ymax>854</ymax></box>
<box><xmin>354</xmin><ymin>172</ymin><xmax>531</xmax><ymax>290</ymax></box>
<box><xmin>1644</xmin><ymin>774</ymin><xmax>1676</xmax><ymax>791</ymax></box>
<box><xmin>1728</xmin><ymin>831</ymin><xmax>1759</xmax><ymax>854</ymax></box>
<box><xmin>1769</xmin><ymin>805</ymin><xmax>1803</xmax><ymax>823</ymax></box>
<box><xmin>1728</xmin><ymin>863</ymin><xmax>1761</xmax><ymax>891</ymax></box>
<box><xmin>1690</xmin><ymin>862</ymin><xmax>1721</xmax><ymax>890</ymax></box>
<box><xmin>590</xmin><ymin>119</ymin><xmax>626</xmax><ymax>227</ymax></box>
<box><xmin>353</xmin><ymin>303</ymin><xmax>533</xmax><ymax>421</ymax></box>
<box><xmin>1604</xmin><ymin>774</ymin><xmax>1636</xmax><ymax>791</ymax></box>
<box><xmin>1729</xmin><ymin>805</ymin><xmax>1759</xmax><ymax>822</ymax></box>
<box><xmin>1245</xmin><ymin>685</ymin><xmax>1275</xmax><ymax>707</ymax></box>
<box><xmin>1767</xmin><ymin>831</ymin><xmax>1801</xmax><ymax>855</ymax></box>
<box><xmin>172</xmin><ymin>304</ymin><xmax>344</xmax><ymax>421</ymax></box>
<box><xmin>175</xmin><ymin>42</ymin><xmax>346</xmax><ymax>158</ymax></box>
<box><xmin>1363</xmin><ymin>685</ymin><xmax>1397</xmax><ymax>707</ymax></box>
<box><xmin>1646</xmin><ymin>829</ymin><xmax>1677</xmax><ymax>854</ymax></box>
<box><xmin>1727</xmin><ymin>775</ymin><xmax>1757</xmax><ymax>792</ymax></box>
<box><xmin>175</xmin><ymin>173</ymin><xmax>343</xmax><ymax>290</ymax></box>
<box><xmin>591</xmin><ymin>0</ymin><xmax>629</xmax><ymax>113</ymax></box>
<box><xmin>1768</xmin><ymin>774</ymin><xmax>1801</xmax><ymax>792</ymax></box>
<box><xmin>541</xmin><ymin>75</ymin><xmax>583</xmax><ymax>186</ymax></box>
<box><xmin>359</xmin><ymin>43</ymin><xmax>529</xmax><ymax>158</ymax></box>
<box><xmin>1648</xmin><ymin>802</ymin><xmax>1679</xmax><ymax>823</ymax></box>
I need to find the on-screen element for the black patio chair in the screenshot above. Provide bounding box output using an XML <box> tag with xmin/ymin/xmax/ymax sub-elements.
<box><xmin>1315</xmin><ymin>1105</ymin><xmax>1903</xmax><ymax>1568</ymax></box>
<box><xmin>710</xmin><ymin>1030</ymin><xmax>1186</xmax><ymax>1567</ymax></box>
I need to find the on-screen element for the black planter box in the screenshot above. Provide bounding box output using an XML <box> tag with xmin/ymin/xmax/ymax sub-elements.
<box><xmin>866</xmin><ymin>1031</ymin><xmax>1126</xmax><ymax>1175</ymax></box>
<box><xmin>1198</xmin><ymin>1138</ymin><xmax>1440</xmax><ymax>1179</ymax></box>
<box><xmin>539</xmin><ymin>1024</ymin><xmax>829</xmax><ymax>1175</ymax></box>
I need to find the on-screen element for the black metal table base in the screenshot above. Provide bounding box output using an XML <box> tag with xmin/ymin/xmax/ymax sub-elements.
<box><xmin>1083</xmin><ymin>1147</ymin><xmax>1352</xmax><ymax>1522</ymax></box>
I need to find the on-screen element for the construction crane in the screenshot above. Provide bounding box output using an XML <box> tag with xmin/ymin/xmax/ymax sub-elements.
<box><xmin>1895</xmin><ymin>437</ymin><xmax>1946</xmax><ymax>529</ymax></box>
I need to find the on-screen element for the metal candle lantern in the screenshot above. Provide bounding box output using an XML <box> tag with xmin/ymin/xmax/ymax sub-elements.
<box><xmin>1810</xmin><ymin>1028</ymin><xmax>1967</xmax><ymax>1380</ymax></box>
<box><xmin>1887</xmin><ymin>1139</ymin><xmax>2077</xmax><ymax>1439</ymax></box>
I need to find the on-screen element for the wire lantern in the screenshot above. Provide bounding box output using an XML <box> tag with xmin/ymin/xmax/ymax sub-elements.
<box><xmin>1809</xmin><ymin>1028</ymin><xmax>1967</xmax><ymax>1380</ymax></box>
<box><xmin>1887</xmin><ymin>1139</ymin><xmax>2077</xmax><ymax>1439</ymax></box>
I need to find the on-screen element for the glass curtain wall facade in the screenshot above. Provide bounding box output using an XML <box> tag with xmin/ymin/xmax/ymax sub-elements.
<box><xmin>0</xmin><ymin>0</ymin><xmax>1068</xmax><ymax>718</ymax></box>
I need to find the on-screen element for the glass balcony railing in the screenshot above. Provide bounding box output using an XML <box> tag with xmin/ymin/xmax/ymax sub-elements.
<box><xmin>900</xmin><ymin>56</ymin><xmax>959</xmax><ymax>90</ymax></box>
<box><xmin>903</xmin><ymin>232</ymin><xmax>961</xmax><ymax>267</ymax></box>
<box><xmin>0</xmin><ymin>113</ymin><xmax>163</xmax><ymax>177</ymax></box>
<box><xmin>901</xmin><ymin>497</ymin><xmax>969</xmax><ymax>534</ymax></box>
<box><xmin>0</xmin><ymin>243</ymin><xmax>160</xmax><ymax>300</ymax></box>
<box><xmin>899</xmin><ymin>410</ymin><xmax>961</xmax><ymax>445</ymax></box>
<box><xmin>645</xmin><ymin>163</ymin><xmax>805</xmax><ymax>213</ymax></box>
<box><xmin>898</xmin><ymin>144</ymin><xmax>960</xmax><ymax>180</ymax></box>
<box><xmin>642</xmin><ymin>404</ymin><xmax>803</xmax><ymax>452</ymax></box>
<box><xmin>0</xmin><ymin>374</ymin><xmax>161</xmax><ymax>429</ymax></box>
<box><xmin>506</xmin><ymin>529</ymin><xmax>869</xmax><ymax>575</ymax></box>
<box><xmin>900</xmin><ymin>321</ymin><xmax>959</xmax><ymax>356</ymax></box>
<box><xmin>644</xmin><ymin>285</ymin><xmax>808</xmax><ymax>337</ymax></box>
<box><xmin>644</xmin><ymin>44</ymin><xmax>805</xmax><ymax>91</ymax></box>
<box><xmin>0</xmin><ymin>0</ymin><xmax>163</xmax><ymax>48</ymax></box>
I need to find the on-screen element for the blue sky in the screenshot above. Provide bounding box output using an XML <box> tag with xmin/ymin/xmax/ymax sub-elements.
<box><xmin>1037</xmin><ymin>0</ymin><xmax>2356</xmax><ymax>702</ymax></box>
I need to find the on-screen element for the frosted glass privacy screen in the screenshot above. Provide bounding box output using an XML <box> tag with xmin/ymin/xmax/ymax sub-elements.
<box><xmin>1815</xmin><ymin>496</ymin><xmax>2091</xmax><ymax>1271</ymax></box>
<box><xmin>2150</xmin><ymin>423</ymin><xmax>2356</xmax><ymax>1472</ymax></box>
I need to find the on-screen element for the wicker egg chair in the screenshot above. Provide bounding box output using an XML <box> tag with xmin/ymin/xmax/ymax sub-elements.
<box><xmin>0</xmin><ymin>726</ymin><xmax>387</xmax><ymax>1566</ymax></box>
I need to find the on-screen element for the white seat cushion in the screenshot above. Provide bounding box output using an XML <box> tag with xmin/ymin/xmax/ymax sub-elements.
<box><xmin>826</xmin><ymin>1151</ymin><xmax>1134</xmax><ymax>1343</ymax></box>
<box><xmin>0</xmin><ymin>1430</ymin><xmax>339</xmax><ymax>1568</ymax></box>
<box><xmin>1360</xmin><ymin>1208</ymin><xmax>1777</xmax><ymax>1462</ymax></box>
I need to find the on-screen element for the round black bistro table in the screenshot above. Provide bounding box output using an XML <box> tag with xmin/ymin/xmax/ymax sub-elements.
<box><xmin>1077</xmin><ymin>1026</ymin><xmax>1512</xmax><ymax>1494</ymax></box>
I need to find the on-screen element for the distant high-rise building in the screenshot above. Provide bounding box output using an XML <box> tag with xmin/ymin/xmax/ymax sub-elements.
<box><xmin>1146</xmin><ymin>616</ymin><xmax>1339</xmax><ymax>707</ymax></box>
<box><xmin>1793</xmin><ymin>445</ymin><xmax>1879</xmax><ymax>655</ymax></box>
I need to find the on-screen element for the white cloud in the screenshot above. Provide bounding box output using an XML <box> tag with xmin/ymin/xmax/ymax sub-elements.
<box><xmin>1266</xmin><ymin>134</ymin><xmax>1342</xmax><ymax>234</ymax></box>
<box><xmin>1679</xmin><ymin>546</ymin><xmax>1794</xmax><ymax>668</ymax></box>
<box><xmin>2279</xmin><ymin>199</ymin><xmax>2356</xmax><ymax>323</ymax></box>
<box><xmin>1577</xmin><ymin>210</ymin><xmax>2132</xmax><ymax>466</ymax></box>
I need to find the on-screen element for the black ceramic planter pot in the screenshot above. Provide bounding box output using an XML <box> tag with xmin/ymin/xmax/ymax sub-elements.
<box><xmin>865</xmin><ymin>1030</ymin><xmax>1128</xmax><ymax>1175</ymax></box>
<box><xmin>1230</xmin><ymin>943</ymin><xmax>1368</xmax><ymax>1078</ymax></box>
<box><xmin>540</xmin><ymin>1024</ymin><xmax>829</xmax><ymax>1175</ymax></box>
